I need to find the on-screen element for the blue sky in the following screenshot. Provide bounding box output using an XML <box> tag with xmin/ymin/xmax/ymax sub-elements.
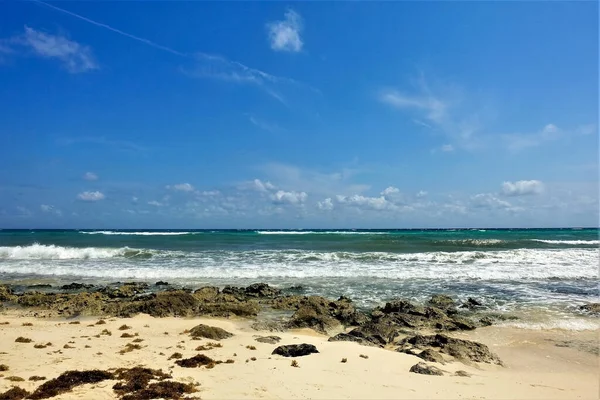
<box><xmin>0</xmin><ymin>1</ymin><xmax>597</xmax><ymax>229</ymax></box>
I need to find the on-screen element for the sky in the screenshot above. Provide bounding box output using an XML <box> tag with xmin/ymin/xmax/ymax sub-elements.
<box><xmin>0</xmin><ymin>1</ymin><xmax>598</xmax><ymax>229</ymax></box>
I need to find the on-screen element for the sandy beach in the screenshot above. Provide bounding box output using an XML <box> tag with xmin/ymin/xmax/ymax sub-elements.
<box><xmin>1</xmin><ymin>309</ymin><xmax>598</xmax><ymax>400</ymax></box>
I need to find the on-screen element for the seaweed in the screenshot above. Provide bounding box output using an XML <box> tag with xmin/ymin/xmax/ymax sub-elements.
<box><xmin>28</xmin><ymin>370</ymin><xmax>114</xmax><ymax>399</ymax></box>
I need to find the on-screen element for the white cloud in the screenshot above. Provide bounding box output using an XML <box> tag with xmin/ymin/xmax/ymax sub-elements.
<box><xmin>267</xmin><ymin>9</ymin><xmax>303</xmax><ymax>53</ymax></box>
<box><xmin>247</xmin><ymin>115</ymin><xmax>281</xmax><ymax>133</ymax></box>
<box><xmin>199</xmin><ymin>190</ymin><xmax>220</xmax><ymax>196</ymax></box>
<box><xmin>271</xmin><ymin>190</ymin><xmax>307</xmax><ymax>205</ymax></box>
<box><xmin>13</xmin><ymin>26</ymin><xmax>98</xmax><ymax>73</ymax></box>
<box><xmin>147</xmin><ymin>200</ymin><xmax>163</xmax><ymax>207</ymax></box>
<box><xmin>317</xmin><ymin>198</ymin><xmax>334</xmax><ymax>211</ymax></box>
<box><xmin>244</xmin><ymin>179</ymin><xmax>276</xmax><ymax>192</ymax></box>
<box><xmin>470</xmin><ymin>193</ymin><xmax>512</xmax><ymax>210</ymax></box>
<box><xmin>167</xmin><ymin>183</ymin><xmax>195</xmax><ymax>192</ymax></box>
<box><xmin>379</xmin><ymin>89</ymin><xmax>447</xmax><ymax>124</ymax></box>
<box><xmin>83</xmin><ymin>172</ymin><xmax>98</xmax><ymax>181</ymax></box>
<box><xmin>336</xmin><ymin>194</ymin><xmax>394</xmax><ymax>211</ymax></box>
<box><xmin>416</xmin><ymin>191</ymin><xmax>428</xmax><ymax>198</ymax></box>
<box><xmin>77</xmin><ymin>191</ymin><xmax>105</xmax><ymax>201</ymax></box>
<box><xmin>132</xmin><ymin>197</ymin><xmax>138</xmax><ymax>203</ymax></box>
<box><xmin>381</xmin><ymin>186</ymin><xmax>400</xmax><ymax>196</ymax></box>
<box><xmin>15</xmin><ymin>206</ymin><xmax>32</xmax><ymax>217</ymax></box>
<box><xmin>501</xmin><ymin>180</ymin><xmax>544</xmax><ymax>196</ymax></box>
<box><xmin>441</xmin><ymin>144</ymin><xmax>454</xmax><ymax>152</ymax></box>
<box><xmin>40</xmin><ymin>204</ymin><xmax>62</xmax><ymax>216</ymax></box>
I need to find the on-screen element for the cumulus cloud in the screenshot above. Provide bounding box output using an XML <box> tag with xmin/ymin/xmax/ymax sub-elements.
<box><xmin>40</xmin><ymin>204</ymin><xmax>62</xmax><ymax>216</ymax></box>
<box><xmin>147</xmin><ymin>200</ymin><xmax>163</xmax><ymax>207</ymax></box>
<box><xmin>266</xmin><ymin>9</ymin><xmax>303</xmax><ymax>52</ymax></box>
<box><xmin>7</xmin><ymin>26</ymin><xmax>98</xmax><ymax>73</ymax></box>
<box><xmin>416</xmin><ymin>191</ymin><xmax>428</xmax><ymax>198</ymax></box>
<box><xmin>317</xmin><ymin>198</ymin><xmax>334</xmax><ymax>211</ymax></box>
<box><xmin>167</xmin><ymin>183</ymin><xmax>195</xmax><ymax>192</ymax></box>
<box><xmin>501</xmin><ymin>180</ymin><xmax>544</xmax><ymax>196</ymax></box>
<box><xmin>83</xmin><ymin>172</ymin><xmax>98</xmax><ymax>181</ymax></box>
<box><xmin>470</xmin><ymin>193</ymin><xmax>512</xmax><ymax>210</ymax></box>
<box><xmin>77</xmin><ymin>191</ymin><xmax>105</xmax><ymax>201</ymax></box>
<box><xmin>336</xmin><ymin>194</ymin><xmax>393</xmax><ymax>211</ymax></box>
<box><xmin>242</xmin><ymin>179</ymin><xmax>276</xmax><ymax>192</ymax></box>
<box><xmin>271</xmin><ymin>190</ymin><xmax>307</xmax><ymax>205</ymax></box>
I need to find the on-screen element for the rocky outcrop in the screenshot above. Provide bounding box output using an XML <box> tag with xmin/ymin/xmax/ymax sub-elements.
<box><xmin>409</xmin><ymin>362</ymin><xmax>444</xmax><ymax>376</ymax></box>
<box><xmin>397</xmin><ymin>334</ymin><xmax>503</xmax><ymax>365</ymax></box>
<box><xmin>0</xmin><ymin>285</ymin><xmax>14</xmax><ymax>302</ymax></box>
<box><xmin>272</xmin><ymin>344</ymin><xmax>319</xmax><ymax>357</ymax></box>
<box><xmin>255</xmin><ymin>336</ymin><xmax>281</xmax><ymax>344</ymax></box>
<box><xmin>329</xmin><ymin>321</ymin><xmax>400</xmax><ymax>347</ymax></box>
<box><xmin>60</xmin><ymin>283</ymin><xmax>94</xmax><ymax>291</ymax></box>
<box><xmin>579</xmin><ymin>303</ymin><xmax>600</xmax><ymax>316</ymax></box>
<box><xmin>188</xmin><ymin>324</ymin><xmax>234</xmax><ymax>340</ymax></box>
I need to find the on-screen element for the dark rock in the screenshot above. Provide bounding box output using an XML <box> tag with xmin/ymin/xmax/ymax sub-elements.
<box><xmin>255</xmin><ymin>336</ymin><xmax>281</xmax><ymax>344</ymax></box>
<box><xmin>479</xmin><ymin>317</ymin><xmax>493</xmax><ymax>327</ymax></box>
<box><xmin>454</xmin><ymin>370</ymin><xmax>472</xmax><ymax>377</ymax></box>
<box><xmin>417</xmin><ymin>349</ymin><xmax>446</xmax><ymax>364</ymax></box>
<box><xmin>60</xmin><ymin>283</ymin><xmax>94</xmax><ymax>291</ymax></box>
<box><xmin>251</xmin><ymin>320</ymin><xmax>287</xmax><ymax>332</ymax></box>
<box><xmin>428</xmin><ymin>295</ymin><xmax>457</xmax><ymax>314</ymax></box>
<box><xmin>272</xmin><ymin>344</ymin><xmax>319</xmax><ymax>357</ymax></box>
<box><xmin>409</xmin><ymin>362</ymin><xmax>444</xmax><ymax>376</ymax></box>
<box><xmin>329</xmin><ymin>321</ymin><xmax>399</xmax><ymax>347</ymax></box>
<box><xmin>244</xmin><ymin>283</ymin><xmax>281</xmax><ymax>298</ymax></box>
<box><xmin>188</xmin><ymin>324</ymin><xmax>234</xmax><ymax>340</ymax></box>
<box><xmin>221</xmin><ymin>286</ymin><xmax>246</xmax><ymax>298</ymax></box>
<box><xmin>286</xmin><ymin>285</ymin><xmax>304</xmax><ymax>293</ymax></box>
<box><xmin>382</xmin><ymin>300</ymin><xmax>427</xmax><ymax>316</ymax></box>
<box><xmin>397</xmin><ymin>334</ymin><xmax>503</xmax><ymax>365</ymax></box>
<box><xmin>154</xmin><ymin>281</ymin><xmax>169</xmax><ymax>286</ymax></box>
<box><xmin>579</xmin><ymin>303</ymin><xmax>600</xmax><ymax>315</ymax></box>
<box><xmin>193</xmin><ymin>287</ymin><xmax>220</xmax><ymax>300</ymax></box>
<box><xmin>460</xmin><ymin>297</ymin><xmax>484</xmax><ymax>310</ymax></box>
<box><xmin>26</xmin><ymin>284</ymin><xmax>52</xmax><ymax>289</ymax></box>
<box><xmin>287</xmin><ymin>305</ymin><xmax>341</xmax><ymax>334</ymax></box>
<box><xmin>0</xmin><ymin>285</ymin><xmax>14</xmax><ymax>302</ymax></box>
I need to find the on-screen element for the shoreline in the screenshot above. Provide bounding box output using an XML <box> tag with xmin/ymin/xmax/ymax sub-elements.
<box><xmin>1</xmin><ymin>282</ymin><xmax>599</xmax><ymax>399</ymax></box>
<box><xmin>0</xmin><ymin>311</ymin><xmax>598</xmax><ymax>399</ymax></box>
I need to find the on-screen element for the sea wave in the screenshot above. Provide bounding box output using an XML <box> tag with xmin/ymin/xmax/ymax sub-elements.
<box><xmin>80</xmin><ymin>231</ymin><xmax>196</xmax><ymax>236</ymax></box>
<box><xmin>0</xmin><ymin>244</ymin><xmax>159</xmax><ymax>259</ymax></box>
<box><xmin>0</xmin><ymin>245</ymin><xmax>596</xmax><ymax>281</ymax></box>
<box><xmin>256</xmin><ymin>231</ymin><xmax>387</xmax><ymax>235</ymax></box>
<box><xmin>531</xmin><ymin>239</ymin><xmax>599</xmax><ymax>245</ymax></box>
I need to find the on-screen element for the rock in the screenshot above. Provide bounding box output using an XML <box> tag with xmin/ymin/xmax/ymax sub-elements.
<box><xmin>428</xmin><ymin>295</ymin><xmax>457</xmax><ymax>314</ymax></box>
<box><xmin>188</xmin><ymin>324</ymin><xmax>234</xmax><ymax>340</ymax></box>
<box><xmin>60</xmin><ymin>283</ymin><xmax>94</xmax><ymax>290</ymax></box>
<box><xmin>193</xmin><ymin>287</ymin><xmax>220</xmax><ymax>301</ymax></box>
<box><xmin>460</xmin><ymin>297</ymin><xmax>484</xmax><ymax>310</ymax></box>
<box><xmin>286</xmin><ymin>285</ymin><xmax>304</xmax><ymax>293</ymax></box>
<box><xmin>409</xmin><ymin>362</ymin><xmax>444</xmax><ymax>376</ymax></box>
<box><xmin>134</xmin><ymin>291</ymin><xmax>198</xmax><ymax>317</ymax></box>
<box><xmin>155</xmin><ymin>281</ymin><xmax>169</xmax><ymax>286</ymax></box>
<box><xmin>382</xmin><ymin>300</ymin><xmax>427</xmax><ymax>316</ymax></box>
<box><xmin>397</xmin><ymin>334</ymin><xmax>503</xmax><ymax>365</ymax></box>
<box><xmin>255</xmin><ymin>336</ymin><xmax>281</xmax><ymax>344</ymax></box>
<box><xmin>454</xmin><ymin>370</ymin><xmax>471</xmax><ymax>377</ymax></box>
<box><xmin>26</xmin><ymin>284</ymin><xmax>52</xmax><ymax>289</ymax></box>
<box><xmin>417</xmin><ymin>349</ymin><xmax>446</xmax><ymax>364</ymax></box>
<box><xmin>0</xmin><ymin>285</ymin><xmax>14</xmax><ymax>302</ymax></box>
<box><xmin>579</xmin><ymin>303</ymin><xmax>600</xmax><ymax>316</ymax></box>
<box><xmin>250</xmin><ymin>320</ymin><xmax>287</xmax><ymax>332</ymax></box>
<box><xmin>272</xmin><ymin>344</ymin><xmax>319</xmax><ymax>357</ymax></box>
<box><xmin>329</xmin><ymin>321</ymin><xmax>399</xmax><ymax>347</ymax></box>
<box><xmin>478</xmin><ymin>317</ymin><xmax>493</xmax><ymax>327</ymax></box>
<box><xmin>244</xmin><ymin>283</ymin><xmax>281</xmax><ymax>298</ymax></box>
<box><xmin>286</xmin><ymin>305</ymin><xmax>341</xmax><ymax>334</ymax></box>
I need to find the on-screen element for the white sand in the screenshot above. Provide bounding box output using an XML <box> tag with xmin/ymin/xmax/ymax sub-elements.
<box><xmin>0</xmin><ymin>311</ymin><xmax>598</xmax><ymax>399</ymax></box>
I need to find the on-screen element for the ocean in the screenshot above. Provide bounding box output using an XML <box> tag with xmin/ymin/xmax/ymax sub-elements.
<box><xmin>0</xmin><ymin>228</ymin><xmax>598</xmax><ymax>329</ymax></box>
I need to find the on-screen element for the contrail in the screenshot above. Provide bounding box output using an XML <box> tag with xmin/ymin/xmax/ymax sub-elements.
<box><xmin>31</xmin><ymin>0</ymin><xmax>188</xmax><ymax>57</ymax></box>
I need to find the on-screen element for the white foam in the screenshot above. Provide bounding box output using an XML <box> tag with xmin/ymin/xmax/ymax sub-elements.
<box><xmin>504</xmin><ymin>319</ymin><xmax>600</xmax><ymax>331</ymax></box>
<box><xmin>80</xmin><ymin>231</ymin><xmax>196</xmax><ymax>236</ymax></box>
<box><xmin>0</xmin><ymin>244</ymin><xmax>155</xmax><ymax>259</ymax></box>
<box><xmin>446</xmin><ymin>239</ymin><xmax>505</xmax><ymax>245</ymax></box>
<box><xmin>256</xmin><ymin>231</ymin><xmax>387</xmax><ymax>235</ymax></box>
<box><xmin>531</xmin><ymin>239</ymin><xmax>599</xmax><ymax>245</ymax></box>
<box><xmin>0</xmin><ymin>246</ymin><xmax>596</xmax><ymax>280</ymax></box>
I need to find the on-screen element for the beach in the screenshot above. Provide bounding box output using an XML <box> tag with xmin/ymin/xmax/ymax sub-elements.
<box><xmin>0</xmin><ymin>309</ymin><xmax>598</xmax><ymax>399</ymax></box>
<box><xmin>0</xmin><ymin>229</ymin><xmax>598</xmax><ymax>398</ymax></box>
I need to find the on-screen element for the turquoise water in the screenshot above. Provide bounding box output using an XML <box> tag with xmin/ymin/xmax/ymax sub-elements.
<box><xmin>0</xmin><ymin>228</ymin><xmax>598</xmax><ymax>328</ymax></box>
